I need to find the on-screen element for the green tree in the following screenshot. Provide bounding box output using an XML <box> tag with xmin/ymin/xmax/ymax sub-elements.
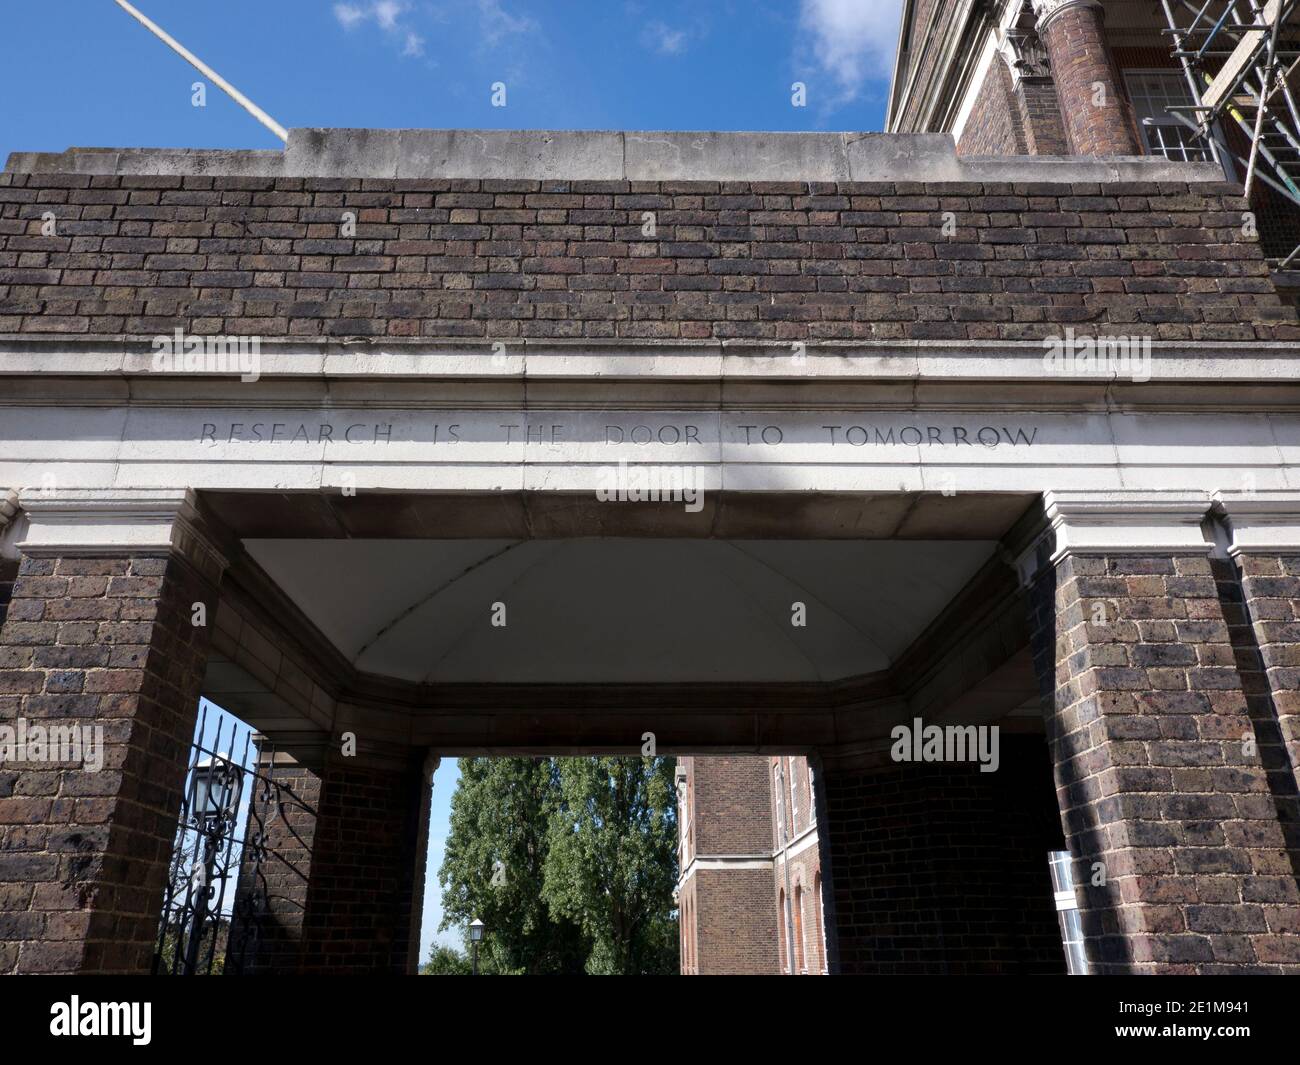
<box><xmin>438</xmin><ymin>757</ymin><xmax>589</xmax><ymax>974</ymax></box>
<box><xmin>543</xmin><ymin>757</ymin><xmax>679</xmax><ymax>975</ymax></box>
<box><xmin>420</xmin><ymin>944</ymin><xmax>472</xmax><ymax>975</ymax></box>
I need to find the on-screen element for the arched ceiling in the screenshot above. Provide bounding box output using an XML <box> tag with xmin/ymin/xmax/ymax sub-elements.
<box><xmin>243</xmin><ymin>538</ymin><xmax>997</xmax><ymax>685</ymax></box>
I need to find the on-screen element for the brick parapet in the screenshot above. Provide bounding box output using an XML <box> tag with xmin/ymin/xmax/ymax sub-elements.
<box><xmin>0</xmin><ymin>173</ymin><xmax>1292</xmax><ymax>342</ymax></box>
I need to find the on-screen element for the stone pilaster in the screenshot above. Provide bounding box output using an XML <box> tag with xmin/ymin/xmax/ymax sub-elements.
<box><xmin>0</xmin><ymin>490</ymin><xmax>226</xmax><ymax>973</ymax></box>
<box><xmin>1001</xmin><ymin>25</ymin><xmax>1070</xmax><ymax>155</ymax></box>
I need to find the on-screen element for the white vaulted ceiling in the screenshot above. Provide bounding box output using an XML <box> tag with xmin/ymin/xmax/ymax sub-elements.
<box><xmin>242</xmin><ymin>538</ymin><xmax>995</xmax><ymax>685</ymax></box>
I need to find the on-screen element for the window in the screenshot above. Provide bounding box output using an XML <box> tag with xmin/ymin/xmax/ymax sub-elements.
<box><xmin>1124</xmin><ymin>71</ymin><xmax>1213</xmax><ymax>162</ymax></box>
<box><xmin>778</xmin><ymin>889</ymin><xmax>787</xmax><ymax>971</ymax></box>
<box><xmin>773</xmin><ymin>764</ymin><xmax>787</xmax><ymax>848</ymax></box>
<box><xmin>793</xmin><ymin>884</ymin><xmax>806</xmax><ymax>974</ymax></box>
<box><xmin>813</xmin><ymin>872</ymin><xmax>826</xmax><ymax>973</ymax></box>
<box><xmin>789</xmin><ymin>758</ymin><xmax>800</xmax><ymax>829</ymax></box>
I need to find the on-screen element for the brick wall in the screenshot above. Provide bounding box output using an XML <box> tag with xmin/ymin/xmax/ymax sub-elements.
<box><xmin>957</xmin><ymin>60</ymin><xmax>1024</xmax><ymax>156</ymax></box>
<box><xmin>775</xmin><ymin>838</ymin><xmax>825</xmax><ymax>974</ymax></box>
<box><xmin>228</xmin><ymin>757</ymin><xmax>320</xmax><ymax>975</ymax></box>
<box><xmin>694</xmin><ymin>868</ymin><xmax>780</xmax><ymax>975</ymax></box>
<box><xmin>1017</xmin><ymin>79</ymin><xmax>1070</xmax><ymax>156</ymax></box>
<box><xmin>820</xmin><ymin>737</ymin><xmax>1067</xmax><ymax>975</ymax></box>
<box><xmin>0</xmin><ymin>551</ymin><xmax>216</xmax><ymax>973</ymax></box>
<box><xmin>0</xmin><ymin>558</ymin><xmax>17</xmax><ymax>629</ymax></box>
<box><xmin>295</xmin><ymin>755</ymin><xmax>430</xmax><ymax>974</ymax></box>
<box><xmin>693</xmin><ymin>756</ymin><xmax>773</xmax><ymax>856</ymax></box>
<box><xmin>1235</xmin><ymin>555</ymin><xmax>1300</xmax><ymax>800</ymax></box>
<box><xmin>1026</xmin><ymin>551</ymin><xmax>1300</xmax><ymax>973</ymax></box>
<box><xmin>1</xmin><ymin>172</ymin><xmax>1295</xmax><ymax>342</ymax></box>
<box><xmin>680</xmin><ymin>756</ymin><xmax>781</xmax><ymax>974</ymax></box>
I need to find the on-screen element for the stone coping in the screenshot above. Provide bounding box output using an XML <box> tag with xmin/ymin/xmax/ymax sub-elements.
<box><xmin>4</xmin><ymin>129</ymin><xmax>1226</xmax><ymax>184</ymax></box>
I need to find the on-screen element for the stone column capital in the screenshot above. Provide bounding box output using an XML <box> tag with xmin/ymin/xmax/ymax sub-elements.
<box><xmin>1214</xmin><ymin>491</ymin><xmax>1300</xmax><ymax>557</ymax></box>
<box><xmin>1031</xmin><ymin>0</ymin><xmax>1103</xmax><ymax>32</ymax></box>
<box><xmin>1013</xmin><ymin>490</ymin><xmax>1214</xmax><ymax>585</ymax></box>
<box><xmin>13</xmin><ymin>487</ymin><xmax>228</xmax><ymax>582</ymax></box>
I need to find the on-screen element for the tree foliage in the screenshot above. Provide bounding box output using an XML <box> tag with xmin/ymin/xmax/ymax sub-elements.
<box><xmin>438</xmin><ymin>756</ymin><xmax>678</xmax><ymax>975</ymax></box>
<box><xmin>438</xmin><ymin>757</ymin><xmax>588</xmax><ymax>974</ymax></box>
<box><xmin>543</xmin><ymin>757</ymin><xmax>680</xmax><ymax>975</ymax></box>
<box><xmin>420</xmin><ymin>944</ymin><xmax>472</xmax><ymax>975</ymax></box>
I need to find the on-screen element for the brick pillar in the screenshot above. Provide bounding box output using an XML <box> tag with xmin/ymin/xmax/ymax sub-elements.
<box><xmin>227</xmin><ymin>751</ymin><xmax>322</xmax><ymax>975</ymax></box>
<box><xmin>1220</xmin><ymin>495</ymin><xmax>1300</xmax><ymax>831</ymax></box>
<box><xmin>0</xmin><ymin>557</ymin><xmax>17</xmax><ymax>628</ymax></box>
<box><xmin>1033</xmin><ymin>0</ymin><xmax>1140</xmax><ymax>156</ymax></box>
<box><xmin>294</xmin><ymin>749</ymin><xmax>434</xmax><ymax>974</ymax></box>
<box><xmin>1022</xmin><ymin>493</ymin><xmax>1300</xmax><ymax>973</ymax></box>
<box><xmin>1229</xmin><ymin>551</ymin><xmax>1300</xmax><ymax>794</ymax></box>
<box><xmin>679</xmin><ymin>756</ymin><xmax>780</xmax><ymax>974</ymax></box>
<box><xmin>0</xmin><ymin>491</ymin><xmax>226</xmax><ymax>973</ymax></box>
<box><xmin>818</xmin><ymin>737</ymin><xmax>1067</xmax><ymax>975</ymax></box>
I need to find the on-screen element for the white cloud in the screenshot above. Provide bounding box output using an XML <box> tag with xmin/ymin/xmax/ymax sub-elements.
<box><xmin>333</xmin><ymin>1</ymin><xmax>426</xmax><ymax>59</ymax></box>
<box><xmin>374</xmin><ymin>0</ymin><xmax>407</xmax><ymax>31</ymax></box>
<box><xmin>642</xmin><ymin>20</ymin><xmax>690</xmax><ymax>56</ymax></box>
<box><xmin>333</xmin><ymin>3</ymin><xmax>367</xmax><ymax>30</ymax></box>
<box><xmin>799</xmin><ymin>0</ymin><xmax>905</xmax><ymax>103</ymax></box>
<box><xmin>477</xmin><ymin>0</ymin><xmax>538</xmax><ymax>47</ymax></box>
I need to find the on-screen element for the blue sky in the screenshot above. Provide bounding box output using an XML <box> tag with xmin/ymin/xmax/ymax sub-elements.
<box><xmin>16</xmin><ymin>0</ymin><xmax>903</xmax><ymax>966</ymax></box>
<box><xmin>1</xmin><ymin>0</ymin><xmax>902</xmax><ymax>160</ymax></box>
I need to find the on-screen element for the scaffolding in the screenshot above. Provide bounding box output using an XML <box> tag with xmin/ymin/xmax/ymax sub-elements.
<box><xmin>1160</xmin><ymin>0</ymin><xmax>1300</xmax><ymax>268</ymax></box>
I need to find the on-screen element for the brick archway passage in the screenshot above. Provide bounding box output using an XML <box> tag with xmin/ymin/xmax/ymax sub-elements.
<box><xmin>2</xmin><ymin>129</ymin><xmax>1299</xmax><ymax>974</ymax></box>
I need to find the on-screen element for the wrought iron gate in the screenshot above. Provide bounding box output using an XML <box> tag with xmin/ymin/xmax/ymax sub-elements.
<box><xmin>153</xmin><ymin>705</ymin><xmax>317</xmax><ymax>975</ymax></box>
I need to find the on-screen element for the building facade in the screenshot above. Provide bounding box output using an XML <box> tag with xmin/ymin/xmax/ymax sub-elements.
<box><xmin>888</xmin><ymin>0</ymin><xmax>1300</xmax><ymax>303</ymax></box>
<box><xmin>677</xmin><ymin>755</ymin><xmax>825</xmax><ymax>974</ymax></box>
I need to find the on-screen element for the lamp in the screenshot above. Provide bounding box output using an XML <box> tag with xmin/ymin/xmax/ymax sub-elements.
<box><xmin>469</xmin><ymin>918</ymin><xmax>485</xmax><ymax>975</ymax></box>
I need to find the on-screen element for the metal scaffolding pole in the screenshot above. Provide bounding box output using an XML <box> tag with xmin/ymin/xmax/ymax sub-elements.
<box><xmin>1161</xmin><ymin>0</ymin><xmax>1300</xmax><ymax>266</ymax></box>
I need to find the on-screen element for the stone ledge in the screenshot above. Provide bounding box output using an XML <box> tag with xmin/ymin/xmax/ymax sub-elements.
<box><xmin>4</xmin><ymin>128</ymin><xmax>1227</xmax><ymax>184</ymax></box>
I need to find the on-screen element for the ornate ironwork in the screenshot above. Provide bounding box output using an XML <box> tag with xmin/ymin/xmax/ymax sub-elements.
<box><xmin>152</xmin><ymin>705</ymin><xmax>316</xmax><ymax>975</ymax></box>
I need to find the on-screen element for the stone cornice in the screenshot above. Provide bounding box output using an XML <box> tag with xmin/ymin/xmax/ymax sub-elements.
<box><xmin>4</xmin><ymin>338</ymin><xmax>1300</xmax><ymax>412</ymax></box>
